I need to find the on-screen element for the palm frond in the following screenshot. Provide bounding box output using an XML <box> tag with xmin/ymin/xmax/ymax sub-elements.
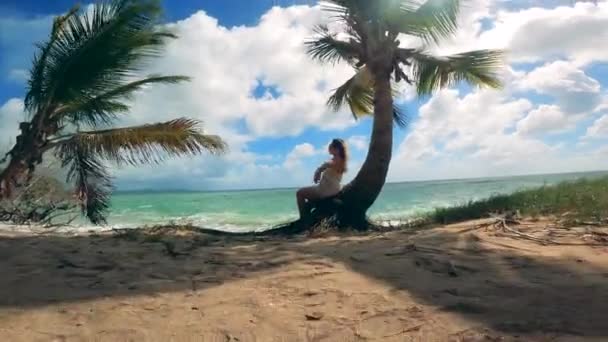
<box><xmin>25</xmin><ymin>4</ymin><xmax>80</xmax><ymax>113</ymax></box>
<box><xmin>53</xmin><ymin>119</ymin><xmax>227</xmax><ymax>167</ymax></box>
<box><xmin>28</xmin><ymin>0</ymin><xmax>177</xmax><ymax>115</ymax></box>
<box><xmin>53</xmin><ymin>75</ymin><xmax>190</xmax><ymax>127</ymax></box>
<box><xmin>322</xmin><ymin>0</ymin><xmax>401</xmax><ymax>21</ymax></box>
<box><xmin>56</xmin><ymin>141</ymin><xmax>112</xmax><ymax>224</ymax></box>
<box><xmin>328</xmin><ymin>72</ymin><xmax>372</xmax><ymax>115</ymax></box>
<box><xmin>412</xmin><ymin>49</ymin><xmax>504</xmax><ymax>96</ymax></box>
<box><xmin>393</xmin><ymin>0</ymin><xmax>460</xmax><ymax>44</ymax></box>
<box><xmin>392</xmin><ymin>106</ymin><xmax>408</xmax><ymax>128</ymax></box>
<box><xmin>320</xmin><ymin>0</ymin><xmax>360</xmax><ymax>14</ymax></box>
<box><xmin>320</xmin><ymin>0</ymin><xmax>370</xmax><ymax>40</ymax></box>
<box><xmin>328</xmin><ymin>68</ymin><xmax>407</xmax><ymax>128</ymax></box>
<box><xmin>306</xmin><ymin>25</ymin><xmax>361</xmax><ymax>65</ymax></box>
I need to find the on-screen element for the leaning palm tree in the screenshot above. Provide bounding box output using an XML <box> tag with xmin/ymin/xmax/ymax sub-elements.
<box><xmin>306</xmin><ymin>0</ymin><xmax>503</xmax><ymax>226</ymax></box>
<box><xmin>0</xmin><ymin>0</ymin><xmax>226</xmax><ymax>224</ymax></box>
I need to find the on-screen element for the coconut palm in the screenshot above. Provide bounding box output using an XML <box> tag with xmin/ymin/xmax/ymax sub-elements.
<box><xmin>306</xmin><ymin>0</ymin><xmax>503</xmax><ymax>225</ymax></box>
<box><xmin>0</xmin><ymin>0</ymin><xmax>226</xmax><ymax>224</ymax></box>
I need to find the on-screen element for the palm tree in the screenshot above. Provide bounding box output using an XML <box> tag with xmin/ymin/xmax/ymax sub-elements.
<box><xmin>0</xmin><ymin>0</ymin><xmax>226</xmax><ymax>224</ymax></box>
<box><xmin>306</xmin><ymin>0</ymin><xmax>503</xmax><ymax>225</ymax></box>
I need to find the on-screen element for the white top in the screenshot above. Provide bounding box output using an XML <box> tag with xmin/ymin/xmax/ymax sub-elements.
<box><xmin>315</xmin><ymin>162</ymin><xmax>343</xmax><ymax>197</ymax></box>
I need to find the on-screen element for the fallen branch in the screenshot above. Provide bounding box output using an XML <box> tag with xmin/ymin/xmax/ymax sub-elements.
<box><xmin>383</xmin><ymin>323</ymin><xmax>423</xmax><ymax>337</ymax></box>
<box><xmin>578</xmin><ymin>221</ymin><xmax>604</xmax><ymax>226</ymax></box>
<box><xmin>483</xmin><ymin>213</ymin><xmax>608</xmax><ymax>246</ymax></box>
<box><xmin>0</xmin><ymin>173</ymin><xmax>77</xmax><ymax>227</ymax></box>
<box><xmin>494</xmin><ymin>219</ymin><xmax>550</xmax><ymax>245</ymax></box>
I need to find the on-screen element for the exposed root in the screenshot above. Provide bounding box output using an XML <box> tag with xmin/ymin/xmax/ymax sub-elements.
<box><xmin>477</xmin><ymin>213</ymin><xmax>608</xmax><ymax>246</ymax></box>
<box><xmin>493</xmin><ymin>218</ymin><xmax>550</xmax><ymax>245</ymax></box>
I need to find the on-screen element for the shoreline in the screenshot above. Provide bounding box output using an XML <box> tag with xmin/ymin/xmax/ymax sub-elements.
<box><xmin>0</xmin><ymin>216</ymin><xmax>423</xmax><ymax>236</ymax></box>
<box><xmin>68</xmin><ymin>171</ymin><xmax>608</xmax><ymax>233</ymax></box>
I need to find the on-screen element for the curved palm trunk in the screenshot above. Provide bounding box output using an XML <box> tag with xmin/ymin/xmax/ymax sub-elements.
<box><xmin>341</xmin><ymin>70</ymin><xmax>394</xmax><ymax>223</ymax></box>
<box><xmin>0</xmin><ymin>161</ymin><xmax>26</xmax><ymax>198</ymax></box>
<box><xmin>0</xmin><ymin>141</ymin><xmax>38</xmax><ymax>198</ymax></box>
<box><xmin>0</xmin><ymin>116</ymin><xmax>48</xmax><ymax>198</ymax></box>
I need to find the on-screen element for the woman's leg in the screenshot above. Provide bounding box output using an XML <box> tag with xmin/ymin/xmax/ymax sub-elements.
<box><xmin>297</xmin><ymin>186</ymin><xmax>321</xmax><ymax>218</ymax></box>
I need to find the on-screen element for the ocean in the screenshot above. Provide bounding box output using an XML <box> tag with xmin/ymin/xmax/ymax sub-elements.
<box><xmin>100</xmin><ymin>171</ymin><xmax>606</xmax><ymax>232</ymax></box>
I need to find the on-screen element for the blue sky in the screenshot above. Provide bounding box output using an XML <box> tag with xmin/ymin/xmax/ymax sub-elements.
<box><xmin>1</xmin><ymin>0</ymin><xmax>607</xmax><ymax>191</ymax></box>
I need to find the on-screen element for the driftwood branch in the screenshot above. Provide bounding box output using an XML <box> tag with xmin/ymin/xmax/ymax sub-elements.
<box><xmin>0</xmin><ymin>172</ymin><xmax>77</xmax><ymax>227</ymax></box>
<box><xmin>479</xmin><ymin>213</ymin><xmax>608</xmax><ymax>246</ymax></box>
<box><xmin>0</xmin><ymin>200</ymin><xmax>77</xmax><ymax>226</ymax></box>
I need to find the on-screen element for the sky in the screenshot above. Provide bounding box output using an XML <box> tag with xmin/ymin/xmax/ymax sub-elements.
<box><xmin>0</xmin><ymin>0</ymin><xmax>607</xmax><ymax>191</ymax></box>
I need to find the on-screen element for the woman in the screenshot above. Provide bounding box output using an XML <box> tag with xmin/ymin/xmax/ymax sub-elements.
<box><xmin>296</xmin><ymin>138</ymin><xmax>348</xmax><ymax>219</ymax></box>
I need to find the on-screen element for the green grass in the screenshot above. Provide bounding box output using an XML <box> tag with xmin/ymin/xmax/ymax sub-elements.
<box><xmin>424</xmin><ymin>175</ymin><xmax>608</xmax><ymax>225</ymax></box>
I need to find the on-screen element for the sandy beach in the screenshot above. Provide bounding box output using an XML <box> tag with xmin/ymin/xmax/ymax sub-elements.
<box><xmin>0</xmin><ymin>219</ymin><xmax>607</xmax><ymax>341</ymax></box>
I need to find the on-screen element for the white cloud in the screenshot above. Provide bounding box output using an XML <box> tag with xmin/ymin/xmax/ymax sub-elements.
<box><xmin>402</xmin><ymin>88</ymin><xmax>533</xmax><ymax>154</ymax></box>
<box><xmin>346</xmin><ymin>135</ymin><xmax>368</xmax><ymax>151</ymax></box>
<box><xmin>0</xmin><ymin>98</ymin><xmax>24</xmax><ymax>152</ymax></box>
<box><xmin>435</xmin><ymin>1</ymin><xmax>608</xmax><ymax>66</ymax></box>
<box><xmin>516</xmin><ymin>105</ymin><xmax>574</xmax><ymax>136</ymax></box>
<box><xmin>0</xmin><ymin>15</ymin><xmax>54</xmax><ymax>76</ymax></box>
<box><xmin>518</xmin><ymin>61</ymin><xmax>600</xmax><ymax>94</ymax></box>
<box><xmin>389</xmin><ymin>88</ymin><xmax>557</xmax><ymax>180</ymax></box>
<box><xmin>585</xmin><ymin>115</ymin><xmax>608</xmax><ymax>139</ymax></box>
<box><xmin>126</xmin><ymin>6</ymin><xmax>355</xmax><ymax>137</ymax></box>
<box><xmin>284</xmin><ymin>142</ymin><xmax>318</xmax><ymax>169</ymax></box>
<box><xmin>516</xmin><ymin>61</ymin><xmax>602</xmax><ymax>114</ymax></box>
<box><xmin>389</xmin><ymin>56</ymin><xmax>607</xmax><ymax>181</ymax></box>
<box><xmin>507</xmin><ymin>2</ymin><xmax>608</xmax><ymax>64</ymax></box>
<box><xmin>7</xmin><ymin>68</ymin><xmax>28</xmax><ymax>83</ymax></box>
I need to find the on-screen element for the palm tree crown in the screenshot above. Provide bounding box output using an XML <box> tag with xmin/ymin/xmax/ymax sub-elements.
<box><xmin>307</xmin><ymin>0</ymin><xmax>503</xmax><ymax>124</ymax></box>
<box><xmin>0</xmin><ymin>0</ymin><xmax>226</xmax><ymax>224</ymax></box>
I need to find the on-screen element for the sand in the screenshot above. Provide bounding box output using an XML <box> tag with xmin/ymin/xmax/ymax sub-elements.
<box><xmin>0</xmin><ymin>219</ymin><xmax>607</xmax><ymax>341</ymax></box>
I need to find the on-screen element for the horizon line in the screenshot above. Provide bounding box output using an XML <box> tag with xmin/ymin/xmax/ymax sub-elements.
<box><xmin>114</xmin><ymin>169</ymin><xmax>608</xmax><ymax>194</ymax></box>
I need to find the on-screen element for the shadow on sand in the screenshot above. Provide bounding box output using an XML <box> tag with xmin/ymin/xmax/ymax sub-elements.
<box><xmin>0</xmin><ymin>224</ymin><xmax>607</xmax><ymax>338</ymax></box>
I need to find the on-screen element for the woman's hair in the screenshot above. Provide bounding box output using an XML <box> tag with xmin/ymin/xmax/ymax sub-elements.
<box><xmin>330</xmin><ymin>138</ymin><xmax>348</xmax><ymax>174</ymax></box>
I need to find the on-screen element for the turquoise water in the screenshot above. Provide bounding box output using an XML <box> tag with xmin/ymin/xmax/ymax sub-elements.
<box><xmin>99</xmin><ymin>171</ymin><xmax>607</xmax><ymax>232</ymax></box>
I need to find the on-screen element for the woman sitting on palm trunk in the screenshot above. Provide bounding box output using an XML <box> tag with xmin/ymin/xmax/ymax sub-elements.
<box><xmin>296</xmin><ymin>139</ymin><xmax>348</xmax><ymax>219</ymax></box>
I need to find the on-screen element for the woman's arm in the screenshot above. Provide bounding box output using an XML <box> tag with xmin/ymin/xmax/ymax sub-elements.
<box><xmin>313</xmin><ymin>161</ymin><xmax>332</xmax><ymax>183</ymax></box>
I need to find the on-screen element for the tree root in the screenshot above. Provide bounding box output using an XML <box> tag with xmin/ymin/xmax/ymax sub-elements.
<box><xmin>493</xmin><ymin>218</ymin><xmax>550</xmax><ymax>245</ymax></box>
<box><xmin>481</xmin><ymin>213</ymin><xmax>607</xmax><ymax>246</ymax></box>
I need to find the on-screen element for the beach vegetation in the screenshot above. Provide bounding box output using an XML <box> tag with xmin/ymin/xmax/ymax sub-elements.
<box><xmin>425</xmin><ymin>175</ymin><xmax>608</xmax><ymax>225</ymax></box>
